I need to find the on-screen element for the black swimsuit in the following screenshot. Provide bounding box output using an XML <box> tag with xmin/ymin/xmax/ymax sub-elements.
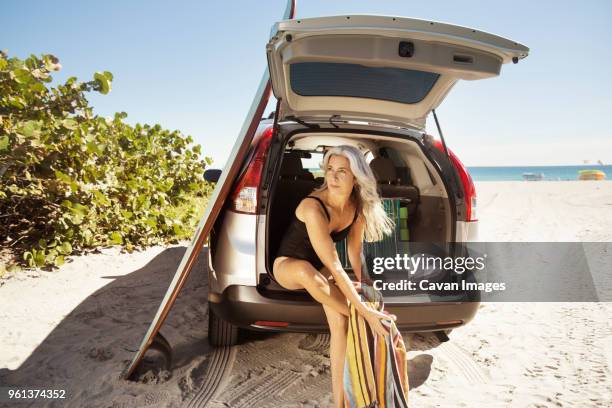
<box><xmin>274</xmin><ymin>196</ymin><xmax>358</xmax><ymax>272</ymax></box>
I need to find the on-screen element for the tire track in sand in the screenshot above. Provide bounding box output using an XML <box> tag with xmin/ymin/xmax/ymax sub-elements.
<box><xmin>437</xmin><ymin>341</ymin><xmax>490</xmax><ymax>384</ymax></box>
<box><xmin>205</xmin><ymin>332</ymin><xmax>333</xmax><ymax>407</ymax></box>
<box><xmin>225</xmin><ymin>367</ymin><xmax>304</xmax><ymax>408</ymax></box>
<box><xmin>185</xmin><ymin>342</ymin><xmax>237</xmax><ymax>407</ymax></box>
<box><xmin>298</xmin><ymin>333</ymin><xmax>330</xmax><ymax>353</ymax></box>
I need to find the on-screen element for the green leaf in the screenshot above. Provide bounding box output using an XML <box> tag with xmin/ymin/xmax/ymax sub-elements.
<box><xmin>172</xmin><ymin>223</ymin><xmax>184</xmax><ymax>235</ymax></box>
<box><xmin>13</xmin><ymin>68</ymin><xmax>31</xmax><ymax>84</ymax></box>
<box><xmin>59</xmin><ymin>241</ymin><xmax>72</xmax><ymax>255</ymax></box>
<box><xmin>62</xmin><ymin>119</ymin><xmax>78</xmax><ymax>130</ymax></box>
<box><xmin>31</xmin><ymin>82</ymin><xmax>47</xmax><ymax>93</ymax></box>
<box><xmin>93</xmin><ymin>190</ymin><xmax>111</xmax><ymax>206</ymax></box>
<box><xmin>55</xmin><ymin>170</ymin><xmax>73</xmax><ymax>183</ymax></box>
<box><xmin>82</xmin><ymin>229</ymin><xmax>93</xmax><ymax>245</ymax></box>
<box><xmin>120</xmin><ymin>210</ymin><xmax>133</xmax><ymax>219</ymax></box>
<box><xmin>8</xmin><ymin>97</ymin><xmax>26</xmax><ymax>109</ymax></box>
<box><xmin>109</xmin><ymin>231</ymin><xmax>123</xmax><ymax>245</ymax></box>
<box><xmin>70</xmin><ymin>212</ymin><xmax>84</xmax><ymax>225</ymax></box>
<box><xmin>86</xmin><ymin>141</ymin><xmax>103</xmax><ymax>155</ymax></box>
<box><xmin>18</xmin><ymin>120</ymin><xmax>41</xmax><ymax>138</ymax></box>
<box><xmin>68</xmin><ymin>205</ymin><xmax>87</xmax><ymax>223</ymax></box>
<box><xmin>45</xmin><ymin>252</ymin><xmax>57</xmax><ymax>264</ymax></box>
<box><xmin>33</xmin><ymin>249</ymin><xmax>46</xmax><ymax>266</ymax></box>
<box><xmin>94</xmin><ymin>71</ymin><xmax>111</xmax><ymax>94</ymax></box>
<box><xmin>54</xmin><ymin>255</ymin><xmax>65</xmax><ymax>267</ymax></box>
<box><xmin>0</xmin><ymin>136</ymin><xmax>9</xmax><ymax>152</ymax></box>
<box><xmin>71</xmin><ymin>203</ymin><xmax>88</xmax><ymax>215</ymax></box>
<box><xmin>145</xmin><ymin>217</ymin><xmax>158</xmax><ymax>228</ymax></box>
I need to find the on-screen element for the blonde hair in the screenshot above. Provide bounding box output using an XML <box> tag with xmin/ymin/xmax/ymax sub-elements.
<box><xmin>314</xmin><ymin>145</ymin><xmax>394</xmax><ymax>242</ymax></box>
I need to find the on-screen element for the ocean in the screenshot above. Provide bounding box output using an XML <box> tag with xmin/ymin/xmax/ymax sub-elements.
<box><xmin>466</xmin><ymin>165</ymin><xmax>611</xmax><ymax>182</ymax></box>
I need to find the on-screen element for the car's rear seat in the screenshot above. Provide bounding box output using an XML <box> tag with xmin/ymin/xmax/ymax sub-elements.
<box><xmin>369</xmin><ymin>156</ymin><xmax>419</xmax><ymax>216</ymax></box>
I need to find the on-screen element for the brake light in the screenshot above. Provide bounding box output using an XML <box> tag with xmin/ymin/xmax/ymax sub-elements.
<box><xmin>229</xmin><ymin>126</ymin><xmax>275</xmax><ymax>214</ymax></box>
<box><xmin>432</xmin><ymin>139</ymin><xmax>477</xmax><ymax>221</ymax></box>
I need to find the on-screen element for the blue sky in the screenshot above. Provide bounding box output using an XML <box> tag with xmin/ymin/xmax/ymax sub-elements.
<box><xmin>2</xmin><ymin>0</ymin><xmax>611</xmax><ymax>166</ymax></box>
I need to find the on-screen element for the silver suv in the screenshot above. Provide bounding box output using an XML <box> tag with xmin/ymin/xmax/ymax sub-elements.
<box><xmin>205</xmin><ymin>15</ymin><xmax>528</xmax><ymax>346</ymax></box>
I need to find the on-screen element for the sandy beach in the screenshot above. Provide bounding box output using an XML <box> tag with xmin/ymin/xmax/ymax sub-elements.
<box><xmin>1</xmin><ymin>180</ymin><xmax>611</xmax><ymax>407</ymax></box>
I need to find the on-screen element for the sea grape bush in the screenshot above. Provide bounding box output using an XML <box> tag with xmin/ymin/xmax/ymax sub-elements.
<box><xmin>0</xmin><ymin>51</ymin><xmax>213</xmax><ymax>269</ymax></box>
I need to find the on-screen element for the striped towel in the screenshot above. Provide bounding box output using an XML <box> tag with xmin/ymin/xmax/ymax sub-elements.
<box><xmin>343</xmin><ymin>283</ymin><xmax>409</xmax><ymax>408</ymax></box>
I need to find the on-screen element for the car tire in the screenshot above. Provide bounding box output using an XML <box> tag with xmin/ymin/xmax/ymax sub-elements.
<box><xmin>208</xmin><ymin>305</ymin><xmax>239</xmax><ymax>347</ymax></box>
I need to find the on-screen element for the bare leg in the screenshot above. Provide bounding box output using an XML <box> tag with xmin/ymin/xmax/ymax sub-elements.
<box><xmin>273</xmin><ymin>257</ymin><xmax>350</xmax><ymax>317</ymax></box>
<box><xmin>323</xmin><ymin>303</ymin><xmax>349</xmax><ymax>408</ymax></box>
<box><xmin>273</xmin><ymin>258</ymin><xmax>350</xmax><ymax>407</ymax></box>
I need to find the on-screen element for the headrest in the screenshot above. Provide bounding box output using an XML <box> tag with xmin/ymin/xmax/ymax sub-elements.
<box><xmin>369</xmin><ymin>157</ymin><xmax>398</xmax><ymax>184</ymax></box>
<box><xmin>280</xmin><ymin>153</ymin><xmax>305</xmax><ymax>177</ymax></box>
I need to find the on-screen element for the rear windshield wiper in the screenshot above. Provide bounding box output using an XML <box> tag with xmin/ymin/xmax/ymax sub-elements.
<box><xmin>285</xmin><ymin>115</ymin><xmax>320</xmax><ymax>129</ymax></box>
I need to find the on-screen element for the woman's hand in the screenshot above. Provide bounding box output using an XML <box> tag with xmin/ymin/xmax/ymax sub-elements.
<box><xmin>361</xmin><ymin>306</ymin><xmax>397</xmax><ymax>337</ymax></box>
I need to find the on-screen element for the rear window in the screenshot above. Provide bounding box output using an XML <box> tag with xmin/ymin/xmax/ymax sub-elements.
<box><xmin>290</xmin><ymin>62</ymin><xmax>439</xmax><ymax>104</ymax></box>
<box><xmin>300</xmin><ymin>152</ymin><xmax>324</xmax><ymax>178</ymax></box>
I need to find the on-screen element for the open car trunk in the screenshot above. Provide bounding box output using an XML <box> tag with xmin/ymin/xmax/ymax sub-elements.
<box><xmin>264</xmin><ymin>128</ymin><xmax>454</xmax><ymax>294</ymax></box>
<box><xmin>267</xmin><ymin>15</ymin><xmax>529</xmax><ymax>130</ymax></box>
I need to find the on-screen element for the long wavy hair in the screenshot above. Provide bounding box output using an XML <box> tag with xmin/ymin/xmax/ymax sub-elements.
<box><xmin>314</xmin><ymin>145</ymin><xmax>394</xmax><ymax>242</ymax></box>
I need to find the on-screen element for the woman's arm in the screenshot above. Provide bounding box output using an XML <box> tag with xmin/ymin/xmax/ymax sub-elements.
<box><xmin>299</xmin><ymin>200</ymin><xmax>395</xmax><ymax>336</ymax></box>
<box><xmin>346</xmin><ymin>215</ymin><xmax>365</xmax><ymax>282</ymax></box>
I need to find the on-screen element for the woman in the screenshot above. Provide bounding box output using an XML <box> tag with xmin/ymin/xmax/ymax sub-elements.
<box><xmin>272</xmin><ymin>145</ymin><xmax>397</xmax><ymax>408</ymax></box>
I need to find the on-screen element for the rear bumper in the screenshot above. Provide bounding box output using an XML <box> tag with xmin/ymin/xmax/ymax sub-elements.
<box><xmin>209</xmin><ymin>284</ymin><xmax>479</xmax><ymax>333</ymax></box>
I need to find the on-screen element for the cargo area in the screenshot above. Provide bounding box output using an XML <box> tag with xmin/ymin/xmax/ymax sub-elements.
<box><xmin>264</xmin><ymin>131</ymin><xmax>454</xmax><ymax>290</ymax></box>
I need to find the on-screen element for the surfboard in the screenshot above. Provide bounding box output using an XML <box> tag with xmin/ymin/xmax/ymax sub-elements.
<box><xmin>122</xmin><ymin>0</ymin><xmax>296</xmax><ymax>380</ymax></box>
